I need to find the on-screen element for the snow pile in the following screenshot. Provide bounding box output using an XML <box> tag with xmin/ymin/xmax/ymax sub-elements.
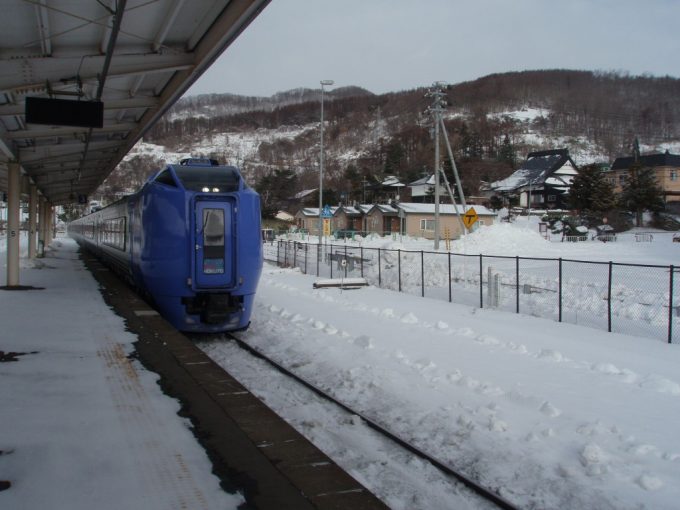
<box><xmin>450</xmin><ymin>222</ymin><xmax>551</xmax><ymax>256</ymax></box>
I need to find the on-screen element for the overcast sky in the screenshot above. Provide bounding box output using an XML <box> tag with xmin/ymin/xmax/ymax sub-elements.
<box><xmin>187</xmin><ymin>0</ymin><xmax>680</xmax><ymax>97</ymax></box>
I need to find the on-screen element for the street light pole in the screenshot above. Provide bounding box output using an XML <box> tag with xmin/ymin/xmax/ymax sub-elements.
<box><xmin>318</xmin><ymin>79</ymin><xmax>334</xmax><ymax>244</ymax></box>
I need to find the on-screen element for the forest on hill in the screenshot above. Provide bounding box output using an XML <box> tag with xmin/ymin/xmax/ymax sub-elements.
<box><xmin>103</xmin><ymin>70</ymin><xmax>680</xmax><ymax>214</ymax></box>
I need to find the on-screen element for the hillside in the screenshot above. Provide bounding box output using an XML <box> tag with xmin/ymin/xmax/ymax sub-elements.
<box><xmin>99</xmin><ymin>70</ymin><xmax>680</xmax><ymax>213</ymax></box>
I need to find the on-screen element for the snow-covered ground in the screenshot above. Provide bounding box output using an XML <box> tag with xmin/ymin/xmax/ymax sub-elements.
<box><xmin>201</xmin><ymin>221</ymin><xmax>680</xmax><ymax>509</ymax></box>
<box><xmin>0</xmin><ymin>235</ymin><xmax>243</xmax><ymax>510</ymax></box>
<box><xmin>275</xmin><ymin>220</ymin><xmax>679</xmax><ymax>344</ymax></box>
<box><xmin>2</xmin><ymin>222</ymin><xmax>679</xmax><ymax>509</ymax></box>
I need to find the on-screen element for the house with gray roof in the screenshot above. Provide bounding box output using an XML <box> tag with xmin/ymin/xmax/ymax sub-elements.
<box><xmin>294</xmin><ymin>202</ymin><xmax>497</xmax><ymax>239</ymax></box>
<box><xmin>408</xmin><ymin>174</ymin><xmax>435</xmax><ymax>203</ymax></box>
<box><xmin>607</xmin><ymin>150</ymin><xmax>680</xmax><ymax>204</ymax></box>
<box><xmin>364</xmin><ymin>204</ymin><xmax>399</xmax><ymax>234</ymax></box>
<box><xmin>490</xmin><ymin>148</ymin><xmax>579</xmax><ymax>209</ymax></box>
<box><xmin>397</xmin><ymin>203</ymin><xmax>496</xmax><ymax>239</ymax></box>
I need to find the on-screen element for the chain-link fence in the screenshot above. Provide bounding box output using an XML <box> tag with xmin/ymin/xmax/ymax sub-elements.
<box><xmin>265</xmin><ymin>240</ymin><xmax>679</xmax><ymax>344</ymax></box>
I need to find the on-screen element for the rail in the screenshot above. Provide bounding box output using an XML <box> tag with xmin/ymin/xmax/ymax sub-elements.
<box><xmin>228</xmin><ymin>335</ymin><xmax>520</xmax><ymax>510</ymax></box>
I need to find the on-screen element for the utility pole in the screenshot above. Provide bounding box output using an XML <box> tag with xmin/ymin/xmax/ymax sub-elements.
<box><xmin>426</xmin><ymin>82</ymin><xmax>468</xmax><ymax>243</ymax></box>
<box><xmin>426</xmin><ymin>82</ymin><xmax>448</xmax><ymax>249</ymax></box>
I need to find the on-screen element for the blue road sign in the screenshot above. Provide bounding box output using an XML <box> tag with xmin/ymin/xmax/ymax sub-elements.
<box><xmin>321</xmin><ymin>205</ymin><xmax>332</xmax><ymax>218</ymax></box>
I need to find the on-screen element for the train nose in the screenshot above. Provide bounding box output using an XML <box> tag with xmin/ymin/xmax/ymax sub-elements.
<box><xmin>194</xmin><ymin>199</ymin><xmax>235</xmax><ymax>288</ymax></box>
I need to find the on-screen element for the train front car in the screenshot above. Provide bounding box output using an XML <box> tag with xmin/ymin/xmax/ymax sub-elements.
<box><xmin>131</xmin><ymin>158</ymin><xmax>263</xmax><ymax>333</ymax></box>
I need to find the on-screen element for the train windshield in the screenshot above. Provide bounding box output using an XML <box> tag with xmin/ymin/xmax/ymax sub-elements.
<box><xmin>174</xmin><ymin>166</ymin><xmax>241</xmax><ymax>193</ymax></box>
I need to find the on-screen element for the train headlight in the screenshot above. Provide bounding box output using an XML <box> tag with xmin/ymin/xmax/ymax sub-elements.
<box><xmin>212</xmin><ymin>187</ymin><xmax>220</xmax><ymax>193</ymax></box>
<box><xmin>202</xmin><ymin>186</ymin><xmax>210</xmax><ymax>192</ymax></box>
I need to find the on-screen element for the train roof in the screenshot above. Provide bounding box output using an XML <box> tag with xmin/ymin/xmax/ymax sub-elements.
<box><xmin>150</xmin><ymin>159</ymin><xmax>245</xmax><ymax>193</ymax></box>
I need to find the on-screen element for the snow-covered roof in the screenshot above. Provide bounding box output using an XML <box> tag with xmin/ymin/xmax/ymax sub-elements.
<box><xmin>297</xmin><ymin>203</ymin><xmax>496</xmax><ymax>217</ymax></box>
<box><xmin>299</xmin><ymin>206</ymin><xmax>340</xmax><ymax>217</ymax></box>
<box><xmin>397</xmin><ymin>202</ymin><xmax>496</xmax><ymax>216</ymax></box>
<box><xmin>408</xmin><ymin>175</ymin><xmax>435</xmax><ymax>186</ymax></box>
<box><xmin>375</xmin><ymin>204</ymin><xmax>398</xmax><ymax>213</ymax></box>
<box><xmin>293</xmin><ymin>188</ymin><xmax>317</xmax><ymax>199</ymax></box>
<box><xmin>339</xmin><ymin>206</ymin><xmax>361</xmax><ymax>216</ymax></box>
<box><xmin>491</xmin><ymin>148</ymin><xmax>577</xmax><ymax>192</ymax></box>
<box><xmin>363</xmin><ymin>203</ymin><xmax>399</xmax><ymax>215</ymax></box>
<box><xmin>544</xmin><ymin>175</ymin><xmax>571</xmax><ymax>188</ymax></box>
<box><xmin>381</xmin><ymin>175</ymin><xmax>405</xmax><ymax>187</ymax></box>
<box><xmin>275</xmin><ymin>210</ymin><xmax>295</xmax><ymax>222</ymax></box>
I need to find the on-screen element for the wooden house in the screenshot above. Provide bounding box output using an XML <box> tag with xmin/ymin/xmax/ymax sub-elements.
<box><xmin>294</xmin><ymin>207</ymin><xmax>339</xmax><ymax>235</ymax></box>
<box><xmin>489</xmin><ymin>149</ymin><xmax>578</xmax><ymax>209</ymax></box>
<box><xmin>364</xmin><ymin>204</ymin><xmax>399</xmax><ymax>234</ymax></box>
<box><xmin>397</xmin><ymin>203</ymin><xmax>496</xmax><ymax>239</ymax></box>
<box><xmin>607</xmin><ymin>150</ymin><xmax>680</xmax><ymax>203</ymax></box>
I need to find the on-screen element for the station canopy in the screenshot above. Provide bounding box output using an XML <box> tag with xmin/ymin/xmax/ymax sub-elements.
<box><xmin>0</xmin><ymin>0</ymin><xmax>269</xmax><ymax>205</ymax></box>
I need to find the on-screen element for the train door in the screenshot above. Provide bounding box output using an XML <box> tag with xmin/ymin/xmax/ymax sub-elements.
<box><xmin>194</xmin><ymin>200</ymin><xmax>235</xmax><ymax>288</ymax></box>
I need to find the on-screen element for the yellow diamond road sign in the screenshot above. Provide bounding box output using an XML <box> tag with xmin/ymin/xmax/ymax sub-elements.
<box><xmin>463</xmin><ymin>207</ymin><xmax>478</xmax><ymax>229</ymax></box>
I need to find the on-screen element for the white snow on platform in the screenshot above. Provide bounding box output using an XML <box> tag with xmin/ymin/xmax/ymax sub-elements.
<box><xmin>0</xmin><ymin>237</ymin><xmax>242</xmax><ymax>510</ymax></box>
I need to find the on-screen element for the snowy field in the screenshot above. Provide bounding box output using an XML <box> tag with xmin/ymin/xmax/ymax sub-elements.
<box><xmin>271</xmin><ymin>220</ymin><xmax>679</xmax><ymax>344</ymax></box>
<box><xmin>199</xmin><ymin>221</ymin><xmax>680</xmax><ymax>509</ymax></box>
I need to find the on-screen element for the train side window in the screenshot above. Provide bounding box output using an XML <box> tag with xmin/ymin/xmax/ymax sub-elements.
<box><xmin>101</xmin><ymin>217</ymin><xmax>126</xmax><ymax>251</ymax></box>
<box><xmin>154</xmin><ymin>169</ymin><xmax>178</xmax><ymax>187</ymax></box>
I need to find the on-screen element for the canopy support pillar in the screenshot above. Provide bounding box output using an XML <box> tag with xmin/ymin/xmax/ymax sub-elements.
<box><xmin>28</xmin><ymin>183</ymin><xmax>38</xmax><ymax>259</ymax></box>
<box><xmin>6</xmin><ymin>161</ymin><xmax>21</xmax><ymax>286</ymax></box>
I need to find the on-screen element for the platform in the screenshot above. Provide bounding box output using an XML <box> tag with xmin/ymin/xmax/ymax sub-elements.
<box><xmin>0</xmin><ymin>237</ymin><xmax>244</xmax><ymax>509</ymax></box>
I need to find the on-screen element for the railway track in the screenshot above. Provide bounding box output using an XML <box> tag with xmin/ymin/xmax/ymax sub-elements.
<box><xmin>224</xmin><ymin>334</ymin><xmax>521</xmax><ymax>510</ymax></box>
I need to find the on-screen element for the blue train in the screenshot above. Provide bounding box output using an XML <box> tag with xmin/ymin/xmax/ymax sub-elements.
<box><xmin>69</xmin><ymin>158</ymin><xmax>263</xmax><ymax>333</ymax></box>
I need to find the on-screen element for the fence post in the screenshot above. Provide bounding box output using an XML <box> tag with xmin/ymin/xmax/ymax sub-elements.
<box><xmin>378</xmin><ymin>248</ymin><xmax>382</xmax><ymax>287</ymax></box>
<box><xmin>670</xmin><ymin>265</ymin><xmax>675</xmax><ymax>344</ymax></box>
<box><xmin>608</xmin><ymin>261</ymin><xmax>613</xmax><ymax>333</ymax></box>
<box><xmin>448</xmin><ymin>252</ymin><xmax>452</xmax><ymax>303</ymax></box>
<box><xmin>515</xmin><ymin>256</ymin><xmax>519</xmax><ymax>314</ymax></box>
<box><xmin>316</xmin><ymin>244</ymin><xmax>320</xmax><ymax>277</ymax></box>
<box><xmin>479</xmin><ymin>254</ymin><xmax>483</xmax><ymax>308</ymax></box>
<box><xmin>277</xmin><ymin>241</ymin><xmax>280</xmax><ymax>267</ymax></box>
<box><xmin>360</xmin><ymin>247</ymin><xmax>364</xmax><ymax>278</ymax></box>
<box><xmin>344</xmin><ymin>245</ymin><xmax>348</xmax><ymax>278</ymax></box>
<box><xmin>558</xmin><ymin>258</ymin><xmax>563</xmax><ymax>322</ymax></box>
<box><xmin>330</xmin><ymin>247</ymin><xmax>334</xmax><ymax>279</ymax></box>
<box><xmin>293</xmin><ymin>242</ymin><xmax>297</xmax><ymax>268</ymax></box>
<box><xmin>421</xmin><ymin>251</ymin><xmax>425</xmax><ymax>297</ymax></box>
<box><xmin>398</xmin><ymin>249</ymin><xmax>402</xmax><ymax>293</ymax></box>
<box><xmin>284</xmin><ymin>241</ymin><xmax>288</xmax><ymax>267</ymax></box>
